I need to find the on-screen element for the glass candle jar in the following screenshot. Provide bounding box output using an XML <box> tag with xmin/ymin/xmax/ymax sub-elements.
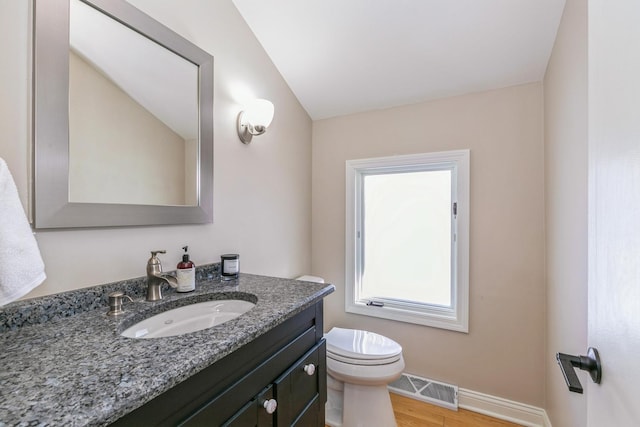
<box><xmin>221</xmin><ymin>254</ymin><xmax>239</xmax><ymax>280</ymax></box>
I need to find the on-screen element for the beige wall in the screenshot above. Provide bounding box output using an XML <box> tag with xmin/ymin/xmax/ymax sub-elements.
<box><xmin>0</xmin><ymin>0</ymin><xmax>312</xmax><ymax>297</ymax></box>
<box><xmin>0</xmin><ymin>0</ymin><xmax>30</xmax><ymax>212</ymax></box>
<box><xmin>69</xmin><ymin>51</ymin><xmax>187</xmax><ymax>206</ymax></box>
<box><xmin>543</xmin><ymin>0</ymin><xmax>588</xmax><ymax>425</ymax></box>
<box><xmin>312</xmin><ymin>83</ymin><xmax>546</xmax><ymax>406</ymax></box>
<box><xmin>185</xmin><ymin>138</ymin><xmax>198</xmax><ymax>205</ymax></box>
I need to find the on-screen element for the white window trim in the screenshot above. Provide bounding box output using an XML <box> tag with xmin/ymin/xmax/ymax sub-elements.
<box><xmin>345</xmin><ymin>150</ymin><xmax>470</xmax><ymax>333</ymax></box>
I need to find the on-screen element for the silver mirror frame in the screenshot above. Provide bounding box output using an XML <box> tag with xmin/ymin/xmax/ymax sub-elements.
<box><xmin>32</xmin><ymin>0</ymin><xmax>214</xmax><ymax>228</ymax></box>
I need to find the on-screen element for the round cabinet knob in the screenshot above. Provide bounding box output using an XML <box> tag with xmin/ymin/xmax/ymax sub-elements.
<box><xmin>263</xmin><ymin>398</ymin><xmax>277</xmax><ymax>414</ymax></box>
<box><xmin>303</xmin><ymin>363</ymin><xmax>316</xmax><ymax>376</ymax></box>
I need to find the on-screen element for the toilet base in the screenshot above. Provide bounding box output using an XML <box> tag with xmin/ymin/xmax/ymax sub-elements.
<box><xmin>326</xmin><ymin>379</ymin><xmax>397</xmax><ymax>427</ymax></box>
<box><xmin>325</xmin><ymin>373</ymin><xmax>343</xmax><ymax>427</ymax></box>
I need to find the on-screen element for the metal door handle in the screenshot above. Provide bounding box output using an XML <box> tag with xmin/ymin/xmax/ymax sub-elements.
<box><xmin>556</xmin><ymin>347</ymin><xmax>602</xmax><ymax>393</ymax></box>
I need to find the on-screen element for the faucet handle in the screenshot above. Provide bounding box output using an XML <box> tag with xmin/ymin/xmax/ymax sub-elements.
<box><xmin>147</xmin><ymin>250</ymin><xmax>167</xmax><ymax>277</ymax></box>
<box><xmin>148</xmin><ymin>250</ymin><xmax>166</xmax><ymax>267</ymax></box>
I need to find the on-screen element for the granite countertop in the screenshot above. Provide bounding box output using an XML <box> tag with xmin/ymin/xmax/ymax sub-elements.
<box><xmin>0</xmin><ymin>271</ymin><xmax>334</xmax><ymax>426</ymax></box>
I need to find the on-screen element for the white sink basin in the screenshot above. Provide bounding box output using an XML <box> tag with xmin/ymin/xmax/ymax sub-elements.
<box><xmin>121</xmin><ymin>299</ymin><xmax>255</xmax><ymax>339</ymax></box>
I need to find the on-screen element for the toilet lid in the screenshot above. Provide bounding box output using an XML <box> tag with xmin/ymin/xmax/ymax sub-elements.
<box><xmin>325</xmin><ymin>327</ymin><xmax>402</xmax><ymax>361</ymax></box>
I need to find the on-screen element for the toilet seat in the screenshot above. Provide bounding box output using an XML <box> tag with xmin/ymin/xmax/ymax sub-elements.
<box><xmin>326</xmin><ymin>353</ymin><xmax>405</xmax><ymax>386</ymax></box>
<box><xmin>327</xmin><ymin>350</ymin><xmax>401</xmax><ymax>366</ymax></box>
<box><xmin>325</xmin><ymin>327</ymin><xmax>402</xmax><ymax>365</ymax></box>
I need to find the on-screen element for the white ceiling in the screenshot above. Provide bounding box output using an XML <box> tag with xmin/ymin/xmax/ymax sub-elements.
<box><xmin>232</xmin><ymin>0</ymin><xmax>566</xmax><ymax>120</ymax></box>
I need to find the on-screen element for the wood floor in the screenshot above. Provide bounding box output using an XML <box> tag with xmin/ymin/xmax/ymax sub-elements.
<box><xmin>326</xmin><ymin>392</ymin><xmax>523</xmax><ymax>427</ymax></box>
<box><xmin>390</xmin><ymin>393</ymin><xmax>522</xmax><ymax>427</ymax></box>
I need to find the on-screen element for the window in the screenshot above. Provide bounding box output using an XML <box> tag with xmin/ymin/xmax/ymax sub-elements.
<box><xmin>345</xmin><ymin>150</ymin><xmax>469</xmax><ymax>332</ymax></box>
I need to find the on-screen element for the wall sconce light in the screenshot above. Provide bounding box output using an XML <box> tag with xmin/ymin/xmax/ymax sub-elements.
<box><xmin>237</xmin><ymin>99</ymin><xmax>275</xmax><ymax>144</ymax></box>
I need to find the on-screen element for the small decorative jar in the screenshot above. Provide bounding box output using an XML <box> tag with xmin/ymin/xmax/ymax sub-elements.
<box><xmin>221</xmin><ymin>254</ymin><xmax>239</xmax><ymax>280</ymax></box>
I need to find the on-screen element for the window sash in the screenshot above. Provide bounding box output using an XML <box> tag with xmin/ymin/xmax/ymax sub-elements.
<box><xmin>356</xmin><ymin>166</ymin><xmax>457</xmax><ymax>310</ymax></box>
<box><xmin>345</xmin><ymin>150</ymin><xmax>469</xmax><ymax>332</ymax></box>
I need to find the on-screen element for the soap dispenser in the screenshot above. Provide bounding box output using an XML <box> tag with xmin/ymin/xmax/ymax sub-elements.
<box><xmin>176</xmin><ymin>246</ymin><xmax>195</xmax><ymax>292</ymax></box>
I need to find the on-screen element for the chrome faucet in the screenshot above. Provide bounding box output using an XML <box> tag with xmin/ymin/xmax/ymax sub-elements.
<box><xmin>146</xmin><ymin>250</ymin><xmax>178</xmax><ymax>301</ymax></box>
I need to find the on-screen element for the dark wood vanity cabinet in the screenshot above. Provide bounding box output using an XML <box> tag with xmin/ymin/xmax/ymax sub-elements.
<box><xmin>273</xmin><ymin>341</ymin><xmax>325</xmax><ymax>427</ymax></box>
<box><xmin>111</xmin><ymin>301</ymin><xmax>326</xmax><ymax>427</ymax></box>
<box><xmin>219</xmin><ymin>341</ymin><xmax>325</xmax><ymax>427</ymax></box>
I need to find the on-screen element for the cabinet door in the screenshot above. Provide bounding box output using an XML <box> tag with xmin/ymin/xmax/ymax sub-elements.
<box><xmin>222</xmin><ymin>385</ymin><xmax>274</xmax><ymax>427</ymax></box>
<box><xmin>291</xmin><ymin>396</ymin><xmax>319</xmax><ymax>427</ymax></box>
<box><xmin>222</xmin><ymin>400</ymin><xmax>257</xmax><ymax>427</ymax></box>
<box><xmin>274</xmin><ymin>340</ymin><xmax>326</xmax><ymax>426</ymax></box>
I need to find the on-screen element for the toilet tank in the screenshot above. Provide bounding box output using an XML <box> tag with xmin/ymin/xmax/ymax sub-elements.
<box><xmin>295</xmin><ymin>275</ymin><xmax>325</xmax><ymax>284</ymax></box>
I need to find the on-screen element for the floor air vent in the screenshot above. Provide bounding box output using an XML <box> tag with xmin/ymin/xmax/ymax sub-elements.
<box><xmin>388</xmin><ymin>373</ymin><xmax>459</xmax><ymax>411</ymax></box>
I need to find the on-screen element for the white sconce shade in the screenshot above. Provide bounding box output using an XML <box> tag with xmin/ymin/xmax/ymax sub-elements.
<box><xmin>244</xmin><ymin>99</ymin><xmax>274</xmax><ymax>128</ymax></box>
<box><xmin>237</xmin><ymin>98</ymin><xmax>275</xmax><ymax>144</ymax></box>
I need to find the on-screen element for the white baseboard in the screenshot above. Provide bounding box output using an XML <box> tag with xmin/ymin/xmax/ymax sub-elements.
<box><xmin>458</xmin><ymin>388</ymin><xmax>552</xmax><ymax>427</ymax></box>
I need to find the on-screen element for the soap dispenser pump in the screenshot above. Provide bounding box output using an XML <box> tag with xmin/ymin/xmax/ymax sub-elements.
<box><xmin>176</xmin><ymin>246</ymin><xmax>195</xmax><ymax>292</ymax></box>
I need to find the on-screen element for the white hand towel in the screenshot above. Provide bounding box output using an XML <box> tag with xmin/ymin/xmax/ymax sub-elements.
<box><xmin>0</xmin><ymin>157</ymin><xmax>46</xmax><ymax>306</ymax></box>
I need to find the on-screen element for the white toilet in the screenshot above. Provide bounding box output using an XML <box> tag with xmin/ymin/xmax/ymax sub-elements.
<box><xmin>295</xmin><ymin>276</ymin><xmax>405</xmax><ymax>427</ymax></box>
<box><xmin>324</xmin><ymin>327</ymin><xmax>404</xmax><ymax>427</ymax></box>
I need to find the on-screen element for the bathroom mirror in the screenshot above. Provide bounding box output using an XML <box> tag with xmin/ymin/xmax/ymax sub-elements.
<box><xmin>33</xmin><ymin>0</ymin><xmax>214</xmax><ymax>228</ymax></box>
